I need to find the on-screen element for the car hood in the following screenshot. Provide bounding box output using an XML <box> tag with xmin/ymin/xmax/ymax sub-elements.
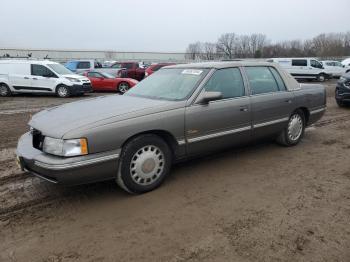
<box><xmin>29</xmin><ymin>95</ymin><xmax>181</xmax><ymax>138</ymax></box>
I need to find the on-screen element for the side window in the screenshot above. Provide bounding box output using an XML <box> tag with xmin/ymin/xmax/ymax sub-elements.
<box><xmin>203</xmin><ymin>68</ymin><xmax>245</xmax><ymax>99</ymax></box>
<box><xmin>31</xmin><ymin>64</ymin><xmax>56</xmax><ymax>77</ymax></box>
<box><xmin>311</xmin><ymin>60</ymin><xmax>323</xmax><ymax>69</ymax></box>
<box><xmin>269</xmin><ymin>67</ymin><xmax>286</xmax><ymax>91</ymax></box>
<box><xmin>245</xmin><ymin>66</ymin><xmax>279</xmax><ymax>95</ymax></box>
<box><xmin>292</xmin><ymin>59</ymin><xmax>307</xmax><ymax>67</ymax></box>
<box><xmin>77</xmin><ymin>62</ymin><xmax>90</xmax><ymax>69</ymax></box>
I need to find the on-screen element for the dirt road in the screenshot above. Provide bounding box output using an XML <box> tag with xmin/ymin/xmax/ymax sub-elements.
<box><xmin>1</xmin><ymin>84</ymin><xmax>350</xmax><ymax>262</ymax></box>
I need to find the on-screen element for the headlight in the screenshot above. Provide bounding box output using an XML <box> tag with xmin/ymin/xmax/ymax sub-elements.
<box><xmin>339</xmin><ymin>76</ymin><xmax>346</xmax><ymax>81</ymax></box>
<box><xmin>344</xmin><ymin>81</ymin><xmax>350</xmax><ymax>88</ymax></box>
<box><xmin>43</xmin><ymin>137</ymin><xmax>88</xmax><ymax>157</ymax></box>
<box><xmin>65</xmin><ymin>77</ymin><xmax>81</xmax><ymax>83</ymax></box>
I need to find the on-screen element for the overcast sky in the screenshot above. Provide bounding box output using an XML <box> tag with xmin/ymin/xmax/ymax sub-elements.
<box><xmin>0</xmin><ymin>0</ymin><xmax>349</xmax><ymax>52</ymax></box>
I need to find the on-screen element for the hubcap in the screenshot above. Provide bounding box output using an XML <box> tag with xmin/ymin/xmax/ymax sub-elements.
<box><xmin>319</xmin><ymin>75</ymin><xmax>325</xmax><ymax>82</ymax></box>
<box><xmin>288</xmin><ymin>114</ymin><xmax>303</xmax><ymax>141</ymax></box>
<box><xmin>58</xmin><ymin>86</ymin><xmax>68</xmax><ymax>97</ymax></box>
<box><xmin>0</xmin><ymin>85</ymin><xmax>8</xmax><ymax>96</ymax></box>
<box><xmin>119</xmin><ymin>83</ymin><xmax>129</xmax><ymax>93</ymax></box>
<box><xmin>130</xmin><ymin>145</ymin><xmax>165</xmax><ymax>186</ymax></box>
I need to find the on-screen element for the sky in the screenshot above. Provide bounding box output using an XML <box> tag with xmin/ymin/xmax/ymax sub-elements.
<box><xmin>0</xmin><ymin>0</ymin><xmax>349</xmax><ymax>52</ymax></box>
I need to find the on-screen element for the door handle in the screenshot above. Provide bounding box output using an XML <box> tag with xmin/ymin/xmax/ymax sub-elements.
<box><xmin>285</xmin><ymin>99</ymin><xmax>292</xmax><ymax>103</ymax></box>
<box><xmin>240</xmin><ymin>106</ymin><xmax>248</xmax><ymax>112</ymax></box>
<box><xmin>24</xmin><ymin>77</ymin><xmax>29</xmax><ymax>79</ymax></box>
<box><xmin>32</xmin><ymin>78</ymin><xmax>38</xmax><ymax>80</ymax></box>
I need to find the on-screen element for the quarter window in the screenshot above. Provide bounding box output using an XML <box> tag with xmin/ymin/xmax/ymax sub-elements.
<box><xmin>31</xmin><ymin>64</ymin><xmax>56</xmax><ymax>77</ymax></box>
<box><xmin>269</xmin><ymin>67</ymin><xmax>286</xmax><ymax>91</ymax></box>
<box><xmin>292</xmin><ymin>59</ymin><xmax>307</xmax><ymax>67</ymax></box>
<box><xmin>203</xmin><ymin>68</ymin><xmax>245</xmax><ymax>99</ymax></box>
<box><xmin>245</xmin><ymin>66</ymin><xmax>279</xmax><ymax>95</ymax></box>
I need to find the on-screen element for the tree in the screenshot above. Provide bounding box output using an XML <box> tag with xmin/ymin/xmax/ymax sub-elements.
<box><xmin>216</xmin><ymin>33</ymin><xmax>236</xmax><ymax>59</ymax></box>
<box><xmin>185</xmin><ymin>42</ymin><xmax>202</xmax><ymax>60</ymax></box>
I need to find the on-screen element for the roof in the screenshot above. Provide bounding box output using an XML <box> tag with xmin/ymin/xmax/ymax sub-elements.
<box><xmin>0</xmin><ymin>59</ymin><xmax>58</xmax><ymax>65</ymax></box>
<box><xmin>165</xmin><ymin>61</ymin><xmax>274</xmax><ymax>69</ymax></box>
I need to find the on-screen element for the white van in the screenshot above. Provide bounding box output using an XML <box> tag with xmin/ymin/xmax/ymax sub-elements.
<box><xmin>320</xmin><ymin>60</ymin><xmax>347</xmax><ymax>78</ymax></box>
<box><xmin>267</xmin><ymin>58</ymin><xmax>331</xmax><ymax>81</ymax></box>
<box><xmin>0</xmin><ymin>60</ymin><xmax>92</xmax><ymax>97</ymax></box>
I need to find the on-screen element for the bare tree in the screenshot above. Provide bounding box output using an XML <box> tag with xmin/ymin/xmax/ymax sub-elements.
<box><xmin>202</xmin><ymin>42</ymin><xmax>216</xmax><ymax>60</ymax></box>
<box><xmin>216</xmin><ymin>33</ymin><xmax>236</xmax><ymax>59</ymax></box>
<box><xmin>185</xmin><ymin>42</ymin><xmax>203</xmax><ymax>60</ymax></box>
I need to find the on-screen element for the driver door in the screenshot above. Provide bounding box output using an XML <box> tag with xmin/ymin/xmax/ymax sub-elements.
<box><xmin>185</xmin><ymin>67</ymin><xmax>252</xmax><ymax>156</ymax></box>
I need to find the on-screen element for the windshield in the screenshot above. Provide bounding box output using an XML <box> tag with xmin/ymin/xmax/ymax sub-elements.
<box><xmin>126</xmin><ymin>68</ymin><xmax>208</xmax><ymax>101</ymax></box>
<box><xmin>100</xmin><ymin>72</ymin><xmax>115</xmax><ymax>78</ymax></box>
<box><xmin>49</xmin><ymin>64</ymin><xmax>74</xmax><ymax>75</ymax></box>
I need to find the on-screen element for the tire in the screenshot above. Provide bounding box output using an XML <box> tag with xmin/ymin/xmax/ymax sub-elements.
<box><xmin>56</xmin><ymin>85</ymin><xmax>70</xmax><ymax>98</ymax></box>
<box><xmin>116</xmin><ymin>134</ymin><xmax>172</xmax><ymax>194</ymax></box>
<box><xmin>0</xmin><ymin>83</ymin><xmax>12</xmax><ymax>97</ymax></box>
<box><xmin>336</xmin><ymin>99</ymin><xmax>345</xmax><ymax>107</ymax></box>
<box><xmin>118</xmin><ymin>82</ymin><xmax>130</xmax><ymax>94</ymax></box>
<box><xmin>276</xmin><ymin>110</ymin><xmax>305</xmax><ymax>147</ymax></box>
<box><xmin>317</xmin><ymin>73</ymin><xmax>326</xmax><ymax>82</ymax></box>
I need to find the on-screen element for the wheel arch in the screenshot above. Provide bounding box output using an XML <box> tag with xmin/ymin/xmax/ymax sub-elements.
<box><xmin>121</xmin><ymin>129</ymin><xmax>180</xmax><ymax>157</ymax></box>
<box><xmin>294</xmin><ymin>107</ymin><xmax>310</xmax><ymax>125</ymax></box>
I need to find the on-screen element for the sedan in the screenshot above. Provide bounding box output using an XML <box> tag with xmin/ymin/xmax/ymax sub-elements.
<box><xmin>83</xmin><ymin>71</ymin><xmax>138</xmax><ymax>93</ymax></box>
<box><xmin>16</xmin><ymin>62</ymin><xmax>326</xmax><ymax>194</ymax></box>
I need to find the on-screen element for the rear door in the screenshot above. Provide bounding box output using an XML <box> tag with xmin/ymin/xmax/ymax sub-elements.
<box><xmin>244</xmin><ymin>66</ymin><xmax>294</xmax><ymax>139</ymax></box>
<box><xmin>30</xmin><ymin>64</ymin><xmax>57</xmax><ymax>92</ymax></box>
<box><xmin>9</xmin><ymin>63</ymin><xmax>32</xmax><ymax>92</ymax></box>
<box><xmin>185</xmin><ymin>67</ymin><xmax>252</xmax><ymax>156</ymax></box>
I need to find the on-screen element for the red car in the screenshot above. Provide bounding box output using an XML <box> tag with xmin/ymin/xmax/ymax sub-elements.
<box><xmin>145</xmin><ymin>63</ymin><xmax>176</xmax><ymax>77</ymax></box>
<box><xmin>83</xmin><ymin>71</ymin><xmax>138</xmax><ymax>93</ymax></box>
<box><xmin>111</xmin><ymin>62</ymin><xmax>146</xmax><ymax>81</ymax></box>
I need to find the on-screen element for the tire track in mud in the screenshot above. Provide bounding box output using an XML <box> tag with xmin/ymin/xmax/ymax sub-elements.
<box><xmin>1</xmin><ymin>109</ymin><xmax>350</xmax><ymax>220</ymax></box>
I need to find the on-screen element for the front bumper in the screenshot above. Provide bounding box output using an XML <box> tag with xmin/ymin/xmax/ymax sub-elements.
<box><xmin>16</xmin><ymin>132</ymin><xmax>120</xmax><ymax>185</ymax></box>
<box><xmin>68</xmin><ymin>84</ymin><xmax>93</xmax><ymax>95</ymax></box>
<box><xmin>335</xmin><ymin>84</ymin><xmax>350</xmax><ymax>102</ymax></box>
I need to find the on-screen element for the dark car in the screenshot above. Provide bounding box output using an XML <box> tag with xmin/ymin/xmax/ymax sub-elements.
<box><xmin>335</xmin><ymin>73</ymin><xmax>350</xmax><ymax>107</ymax></box>
<box><xmin>145</xmin><ymin>63</ymin><xmax>176</xmax><ymax>77</ymax></box>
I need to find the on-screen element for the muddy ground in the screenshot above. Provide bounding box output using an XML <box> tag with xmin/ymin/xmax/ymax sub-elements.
<box><xmin>0</xmin><ymin>82</ymin><xmax>350</xmax><ymax>262</ymax></box>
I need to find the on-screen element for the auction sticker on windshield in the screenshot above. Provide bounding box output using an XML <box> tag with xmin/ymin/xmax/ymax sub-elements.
<box><xmin>182</xmin><ymin>69</ymin><xmax>203</xmax><ymax>75</ymax></box>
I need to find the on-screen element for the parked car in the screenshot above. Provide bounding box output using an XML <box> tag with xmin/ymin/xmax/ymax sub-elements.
<box><xmin>335</xmin><ymin>72</ymin><xmax>350</xmax><ymax>107</ymax></box>
<box><xmin>320</xmin><ymin>60</ymin><xmax>347</xmax><ymax>78</ymax></box>
<box><xmin>0</xmin><ymin>60</ymin><xmax>92</xmax><ymax>98</ymax></box>
<box><xmin>268</xmin><ymin>58</ymin><xmax>331</xmax><ymax>81</ymax></box>
<box><xmin>145</xmin><ymin>63</ymin><xmax>176</xmax><ymax>77</ymax></box>
<box><xmin>16</xmin><ymin>61</ymin><xmax>326</xmax><ymax>194</ymax></box>
<box><xmin>82</xmin><ymin>71</ymin><xmax>138</xmax><ymax>93</ymax></box>
<box><xmin>341</xmin><ymin>58</ymin><xmax>350</xmax><ymax>73</ymax></box>
<box><xmin>111</xmin><ymin>62</ymin><xmax>145</xmax><ymax>81</ymax></box>
<box><xmin>65</xmin><ymin>60</ymin><xmax>122</xmax><ymax>76</ymax></box>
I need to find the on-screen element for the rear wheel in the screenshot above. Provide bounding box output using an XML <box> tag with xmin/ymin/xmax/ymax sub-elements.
<box><xmin>0</xmin><ymin>84</ymin><xmax>11</xmax><ymax>97</ymax></box>
<box><xmin>276</xmin><ymin>110</ymin><xmax>305</xmax><ymax>146</ymax></box>
<box><xmin>116</xmin><ymin>134</ymin><xmax>172</xmax><ymax>194</ymax></box>
<box><xmin>317</xmin><ymin>73</ymin><xmax>326</xmax><ymax>82</ymax></box>
<box><xmin>56</xmin><ymin>85</ymin><xmax>70</xmax><ymax>98</ymax></box>
<box><xmin>118</xmin><ymin>82</ymin><xmax>130</xmax><ymax>94</ymax></box>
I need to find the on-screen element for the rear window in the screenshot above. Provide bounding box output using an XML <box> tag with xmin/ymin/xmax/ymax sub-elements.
<box><xmin>292</xmin><ymin>59</ymin><xmax>307</xmax><ymax>67</ymax></box>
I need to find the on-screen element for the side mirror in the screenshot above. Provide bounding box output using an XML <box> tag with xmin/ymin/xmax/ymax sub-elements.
<box><xmin>197</xmin><ymin>91</ymin><xmax>222</xmax><ymax>104</ymax></box>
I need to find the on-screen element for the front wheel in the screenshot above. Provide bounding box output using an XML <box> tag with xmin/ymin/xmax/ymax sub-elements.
<box><xmin>56</xmin><ymin>85</ymin><xmax>70</xmax><ymax>98</ymax></box>
<box><xmin>118</xmin><ymin>82</ymin><xmax>130</xmax><ymax>94</ymax></box>
<box><xmin>276</xmin><ymin>110</ymin><xmax>305</xmax><ymax>146</ymax></box>
<box><xmin>116</xmin><ymin>134</ymin><xmax>172</xmax><ymax>194</ymax></box>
